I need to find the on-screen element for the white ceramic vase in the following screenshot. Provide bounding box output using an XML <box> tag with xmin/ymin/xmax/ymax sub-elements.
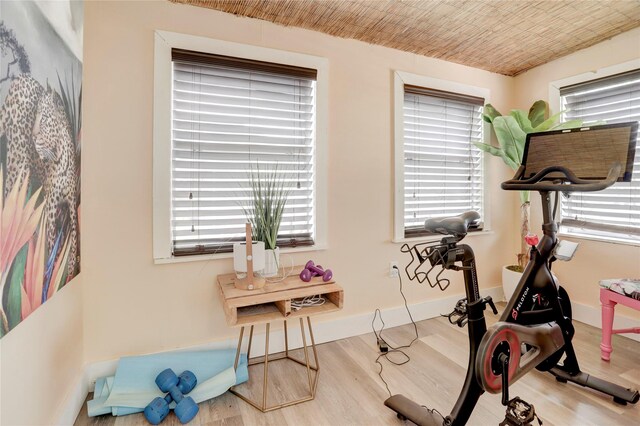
<box><xmin>502</xmin><ymin>266</ymin><xmax>522</xmax><ymax>302</ymax></box>
<box><xmin>232</xmin><ymin>241</ymin><xmax>265</xmax><ymax>279</ymax></box>
<box><xmin>502</xmin><ymin>265</ymin><xmax>559</xmax><ymax>302</ymax></box>
<box><xmin>262</xmin><ymin>247</ymin><xmax>280</xmax><ymax>277</ymax></box>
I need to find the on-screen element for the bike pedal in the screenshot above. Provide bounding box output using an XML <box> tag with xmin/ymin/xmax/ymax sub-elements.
<box><xmin>499</xmin><ymin>397</ymin><xmax>542</xmax><ymax>426</ymax></box>
<box><xmin>442</xmin><ymin>298</ymin><xmax>468</xmax><ymax>325</ymax></box>
<box><xmin>455</xmin><ymin>314</ymin><xmax>468</xmax><ymax>327</ymax></box>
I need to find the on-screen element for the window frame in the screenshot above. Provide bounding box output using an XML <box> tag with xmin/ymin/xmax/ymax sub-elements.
<box><xmin>393</xmin><ymin>71</ymin><xmax>492</xmax><ymax>243</ymax></box>
<box><xmin>153</xmin><ymin>31</ymin><xmax>329</xmax><ymax>263</ymax></box>
<box><xmin>549</xmin><ymin>58</ymin><xmax>640</xmax><ymax>247</ymax></box>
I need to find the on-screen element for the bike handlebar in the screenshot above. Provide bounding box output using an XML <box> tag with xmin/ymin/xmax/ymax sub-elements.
<box><xmin>501</xmin><ymin>162</ymin><xmax>621</xmax><ymax>192</ymax></box>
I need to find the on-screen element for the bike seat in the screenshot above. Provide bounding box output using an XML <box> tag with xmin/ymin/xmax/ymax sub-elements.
<box><xmin>424</xmin><ymin>211</ymin><xmax>481</xmax><ymax>238</ymax></box>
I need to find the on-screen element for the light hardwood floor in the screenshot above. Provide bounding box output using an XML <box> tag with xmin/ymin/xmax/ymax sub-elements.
<box><xmin>75</xmin><ymin>307</ymin><xmax>640</xmax><ymax>426</ymax></box>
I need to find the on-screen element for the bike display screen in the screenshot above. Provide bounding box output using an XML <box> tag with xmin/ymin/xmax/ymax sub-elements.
<box><xmin>522</xmin><ymin>122</ymin><xmax>637</xmax><ymax>182</ymax></box>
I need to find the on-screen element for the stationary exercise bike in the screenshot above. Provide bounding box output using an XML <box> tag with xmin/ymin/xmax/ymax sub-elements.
<box><xmin>385</xmin><ymin>122</ymin><xmax>640</xmax><ymax>425</ymax></box>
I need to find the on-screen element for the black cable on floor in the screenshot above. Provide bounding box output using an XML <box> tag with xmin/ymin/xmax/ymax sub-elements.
<box><xmin>371</xmin><ymin>269</ymin><xmax>419</xmax><ymax>398</ymax></box>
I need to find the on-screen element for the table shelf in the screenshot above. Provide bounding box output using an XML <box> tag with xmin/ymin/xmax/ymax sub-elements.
<box><xmin>234</xmin><ymin>297</ymin><xmax>341</xmax><ymax>326</ymax></box>
<box><xmin>217</xmin><ymin>266</ymin><xmax>344</xmax><ymax>326</ymax></box>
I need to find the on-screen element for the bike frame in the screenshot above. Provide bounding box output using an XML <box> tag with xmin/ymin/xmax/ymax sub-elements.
<box><xmin>445</xmin><ymin>243</ymin><xmax>484</xmax><ymax>425</ymax></box>
<box><xmin>436</xmin><ymin>189</ymin><xmax>635</xmax><ymax>425</ymax></box>
<box><xmin>441</xmin><ymin>192</ymin><xmax>564</xmax><ymax>425</ymax></box>
<box><xmin>387</xmin><ymin>124</ymin><xmax>640</xmax><ymax>425</ymax></box>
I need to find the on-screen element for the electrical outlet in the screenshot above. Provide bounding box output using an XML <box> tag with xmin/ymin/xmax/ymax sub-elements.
<box><xmin>389</xmin><ymin>261</ymin><xmax>399</xmax><ymax>278</ymax></box>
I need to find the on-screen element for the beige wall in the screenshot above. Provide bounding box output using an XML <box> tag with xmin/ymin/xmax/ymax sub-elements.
<box><xmin>0</xmin><ymin>278</ymin><xmax>83</xmax><ymax>425</ymax></box>
<box><xmin>513</xmin><ymin>27</ymin><xmax>640</xmax><ymax>319</ymax></box>
<box><xmin>81</xmin><ymin>0</ymin><xmax>516</xmax><ymax>363</ymax></box>
<box><xmin>4</xmin><ymin>2</ymin><xmax>636</xmax><ymax>424</ymax></box>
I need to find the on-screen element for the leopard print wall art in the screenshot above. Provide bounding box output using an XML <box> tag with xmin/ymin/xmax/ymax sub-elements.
<box><xmin>0</xmin><ymin>0</ymin><xmax>82</xmax><ymax>337</ymax></box>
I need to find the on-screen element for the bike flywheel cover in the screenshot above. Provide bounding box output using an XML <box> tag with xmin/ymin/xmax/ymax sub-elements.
<box><xmin>476</xmin><ymin>325</ymin><xmax>521</xmax><ymax>393</ymax></box>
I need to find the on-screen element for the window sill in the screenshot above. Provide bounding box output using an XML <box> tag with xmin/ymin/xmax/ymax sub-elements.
<box><xmin>392</xmin><ymin>229</ymin><xmax>494</xmax><ymax>244</ymax></box>
<box><xmin>558</xmin><ymin>231</ymin><xmax>640</xmax><ymax>248</ymax></box>
<box><xmin>154</xmin><ymin>243</ymin><xmax>328</xmax><ymax>265</ymax></box>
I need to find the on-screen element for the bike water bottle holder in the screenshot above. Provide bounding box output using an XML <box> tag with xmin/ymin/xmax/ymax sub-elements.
<box><xmin>400</xmin><ymin>237</ymin><xmax>463</xmax><ymax>291</ymax></box>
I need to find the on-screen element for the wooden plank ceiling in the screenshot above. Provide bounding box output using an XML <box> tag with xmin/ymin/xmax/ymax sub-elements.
<box><xmin>169</xmin><ymin>0</ymin><xmax>640</xmax><ymax>76</ymax></box>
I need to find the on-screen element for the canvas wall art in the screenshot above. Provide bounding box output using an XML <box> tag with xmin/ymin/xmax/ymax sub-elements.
<box><xmin>0</xmin><ymin>0</ymin><xmax>83</xmax><ymax>337</ymax></box>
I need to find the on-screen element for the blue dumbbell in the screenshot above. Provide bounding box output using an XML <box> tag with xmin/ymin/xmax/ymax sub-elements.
<box><xmin>144</xmin><ymin>369</ymin><xmax>199</xmax><ymax>424</ymax></box>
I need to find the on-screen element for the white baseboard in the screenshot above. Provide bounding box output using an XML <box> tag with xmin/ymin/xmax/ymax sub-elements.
<box><xmin>54</xmin><ymin>371</ymin><xmax>88</xmax><ymax>426</ymax></box>
<box><xmin>571</xmin><ymin>301</ymin><xmax>640</xmax><ymax>343</ymax></box>
<box><xmin>59</xmin><ymin>286</ymin><xmax>503</xmax><ymax>424</ymax></box>
<box><xmin>60</xmin><ymin>285</ymin><xmax>640</xmax><ymax>424</ymax></box>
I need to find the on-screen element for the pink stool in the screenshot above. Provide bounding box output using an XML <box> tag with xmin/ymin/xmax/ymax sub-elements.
<box><xmin>599</xmin><ymin>279</ymin><xmax>640</xmax><ymax>361</ymax></box>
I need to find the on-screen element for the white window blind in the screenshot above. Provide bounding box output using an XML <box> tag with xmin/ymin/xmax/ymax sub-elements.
<box><xmin>171</xmin><ymin>49</ymin><xmax>317</xmax><ymax>255</ymax></box>
<box><xmin>560</xmin><ymin>69</ymin><xmax>640</xmax><ymax>242</ymax></box>
<box><xmin>402</xmin><ymin>85</ymin><xmax>484</xmax><ymax>237</ymax></box>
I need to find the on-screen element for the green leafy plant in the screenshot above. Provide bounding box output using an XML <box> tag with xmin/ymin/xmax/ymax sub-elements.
<box><xmin>0</xmin><ymin>169</ymin><xmax>45</xmax><ymax>336</ymax></box>
<box><xmin>56</xmin><ymin>70</ymin><xmax>81</xmax><ymax>150</ymax></box>
<box><xmin>475</xmin><ymin>100</ymin><xmax>583</xmax><ymax>271</ymax></box>
<box><xmin>242</xmin><ymin>164</ymin><xmax>290</xmax><ymax>251</ymax></box>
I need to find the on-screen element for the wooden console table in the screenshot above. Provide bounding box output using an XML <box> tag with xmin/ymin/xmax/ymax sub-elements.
<box><xmin>217</xmin><ymin>267</ymin><xmax>344</xmax><ymax>412</ymax></box>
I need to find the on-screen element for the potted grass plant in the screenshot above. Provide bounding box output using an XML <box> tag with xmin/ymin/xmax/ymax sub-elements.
<box><xmin>242</xmin><ymin>164</ymin><xmax>290</xmax><ymax>277</ymax></box>
<box><xmin>475</xmin><ymin>100</ymin><xmax>583</xmax><ymax>300</ymax></box>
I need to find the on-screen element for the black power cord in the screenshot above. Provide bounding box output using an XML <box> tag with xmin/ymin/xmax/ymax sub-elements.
<box><xmin>373</xmin><ymin>266</ymin><xmax>447</xmax><ymax>421</ymax></box>
<box><xmin>371</xmin><ymin>266</ymin><xmax>419</xmax><ymax>398</ymax></box>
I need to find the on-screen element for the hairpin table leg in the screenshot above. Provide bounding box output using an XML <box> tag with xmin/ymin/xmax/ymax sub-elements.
<box><xmin>262</xmin><ymin>322</ymin><xmax>270</xmax><ymax>409</ymax></box>
<box><xmin>231</xmin><ymin>318</ymin><xmax>320</xmax><ymax>412</ymax></box>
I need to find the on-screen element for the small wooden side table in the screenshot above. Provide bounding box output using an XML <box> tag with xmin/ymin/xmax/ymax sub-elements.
<box><xmin>217</xmin><ymin>267</ymin><xmax>344</xmax><ymax>412</ymax></box>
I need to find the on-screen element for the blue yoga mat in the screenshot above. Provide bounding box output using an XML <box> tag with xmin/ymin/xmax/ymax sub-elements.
<box><xmin>88</xmin><ymin>349</ymin><xmax>248</xmax><ymax>417</ymax></box>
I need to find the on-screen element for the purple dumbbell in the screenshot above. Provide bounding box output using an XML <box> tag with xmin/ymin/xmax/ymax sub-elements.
<box><xmin>300</xmin><ymin>267</ymin><xmax>320</xmax><ymax>282</ymax></box>
<box><xmin>299</xmin><ymin>260</ymin><xmax>333</xmax><ymax>282</ymax></box>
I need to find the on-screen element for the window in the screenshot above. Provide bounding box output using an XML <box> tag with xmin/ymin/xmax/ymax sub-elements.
<box><xmin>153</xmin><ymin>32</ymin><xmax>328</xmax><ymax>262</ymax></box>
<box><xmin>394</xmin><ymin>73</ymin><xmax>488</xmax><ymax>240</ymax></box>
<box><xmin>170</xmin><ymin>50</ymin><xmax>316</xmax><ymax>256</ymax></box>
<box><xmin>559</xmin><ymin>69</ymin><xmax>640</xmax><ymax>243</ymax></box>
